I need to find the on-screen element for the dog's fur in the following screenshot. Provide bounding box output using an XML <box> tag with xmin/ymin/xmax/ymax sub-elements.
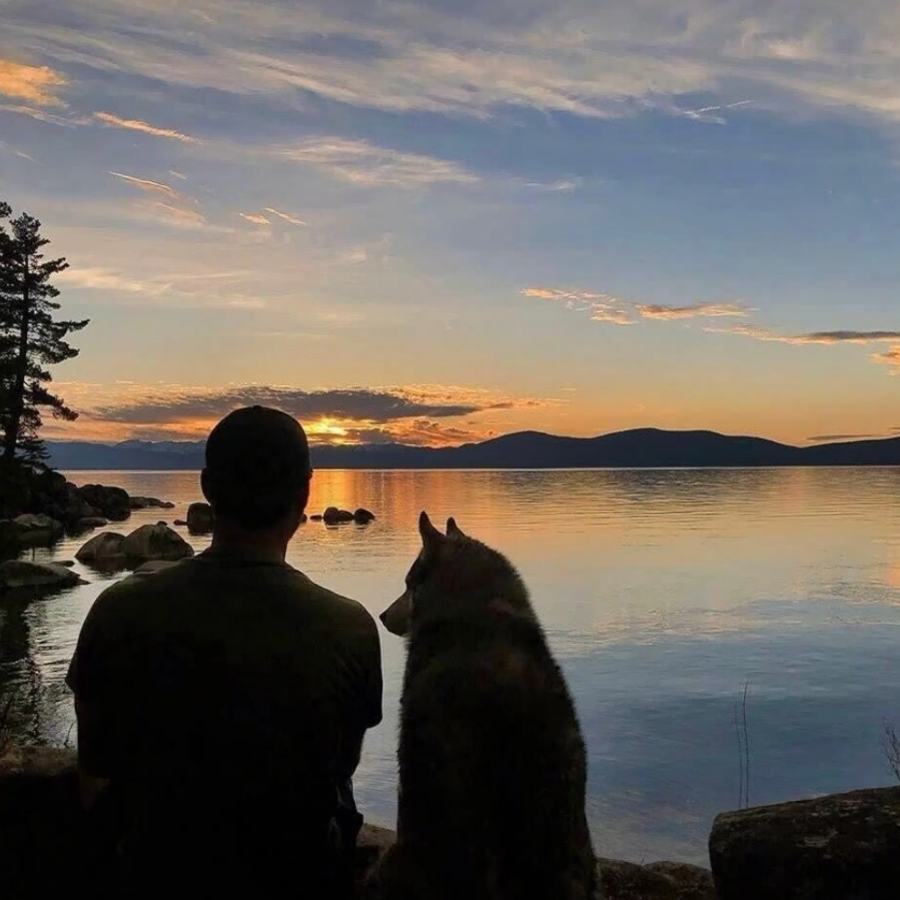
<box><xmin>370</xmin><ymin>512</ymin><xmax>597</xmax><ymax>900</ymax></box>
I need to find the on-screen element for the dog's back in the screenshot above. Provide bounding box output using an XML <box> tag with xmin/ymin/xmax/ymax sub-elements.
<box><xmin>374</xmin><ymin>514</ymin><xmax>596</xmax><ymax>900</ymax></box>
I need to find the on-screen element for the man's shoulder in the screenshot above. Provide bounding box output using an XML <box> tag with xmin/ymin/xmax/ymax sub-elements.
<box><xmin>284</xmin><ymin>567</ymin><xmax>377</xmax><ymax>630</ymax></box>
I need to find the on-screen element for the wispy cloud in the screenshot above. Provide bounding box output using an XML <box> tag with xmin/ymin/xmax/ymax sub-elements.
<box><xmin>136</xmin><ymin>201</ymin><xmax>208</xmax><ymax>230</ymax></box>
<box><xmin>108</xmin><ymin>171</ymin><xmax>211</xmax><ymax>230</ymax></box>
<box><xmin>636</xmin><ymin>303</ymin><xmax>747</xmax><ymax>320</ymax></box>
<box><xmin>110</xmin><ymin>171</ymin><xmax>182</xmax><ymax>200</ymax></box>
<box><xmin>707</xmin><ymin>324</ymin><xmax>900</xmax><ymax>375</ymax></box>
<box><xmin>874</xmin><ymin>346</ymin><xmax>900</xmax><ymax>373</ymax></box>
<box><xmin>12</xmin><ymin>1</ymin><xmax>900</xmax><ymax>129</ymax></box>
<box><xmin>524</xmin><ymin>288</ymin><xmax>748</xmax><ymax>326</ymax></box>
<box><xmin>706</xmin><ymin>325</ymin><xmax>900</xmax><ymax>345</ymax></box>
<box><xmin>239</xmin><ymin>212</ymin><xmax>271</xmax><ymax>226</ymax></box>
<box><xmin>94</xmin><ymin>111</ymin><xmax>198</xmax><ymax>143</ymax></box>
<box><xmin>524</xmin><ymin>178</ymin><xmax>583</xmax><ymax>193</ymax></box>
<box><xmin>270</xmin><ymin>137</ymin><xmax>479</xmax><ymax>189</ymax></box>
<box><xmin>264</xmin><ymin>207</ymin><xmax>307</xmax><ymax>226</ymax></box>
<box><xmin>56</xmin><ymin>267</ymin><xmax>170</xmax><ymax>296</ymax></box>
<box><xmin>0</xmin><ymin>58</ymin><xmax>67</xmax><ymax>106</ymax></box>
<box><xmin>590</xmin><ymin>307</ymin><xmax>635</xmax><ymax>325</ymax></box>
<box><xmin>678</xmin><ymin>100</ymin><xmax>755</xmax><ymax>125</ymax></box>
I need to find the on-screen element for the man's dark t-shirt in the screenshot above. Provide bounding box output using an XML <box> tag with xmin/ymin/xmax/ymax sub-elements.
<box><xmin>66</xmin><ymin>550</ymin><xmax>382</xmax><ymax>887</ymax></box>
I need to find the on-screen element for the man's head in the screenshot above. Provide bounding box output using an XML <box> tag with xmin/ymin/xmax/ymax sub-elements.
<box><xmin>201</xmin><ymin>406</ymin><xmax>312</xmax><ymax>538</ymax></box>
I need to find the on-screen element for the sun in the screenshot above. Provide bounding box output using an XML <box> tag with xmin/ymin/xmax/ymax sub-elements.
<box><xmin>306</xmin><ymin>417</ymin><xmax>352</xmax><ymax>444</ymax></box>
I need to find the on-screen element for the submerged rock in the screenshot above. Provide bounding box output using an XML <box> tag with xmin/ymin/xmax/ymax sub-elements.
<box><xmin>0</xmin><ymin>560</ymin><xmax>85</xmax><ymax>593</ymax></box>
<box><xmin>78</xmin><ymin>516</ymin><xmax>109</xmax><ymax>529</ymax></box>
<box><xmin>129</xmin><ymin>496</ymin><xmax>175</xmax><ymax>510</ymax></box>
<box><xmin>186</xmin><ymin>502</ymin><xmax>214</xmax><ymax>534</ymax></box>
<box><xmin>709</xmin><ymin>785</ymin><xmax>900</xmax><ymax>900</ymax></box>
<box><xmin>123</xmin><ymin>523</ymin><xmax>194</xmax><ymax>561</ymax></box>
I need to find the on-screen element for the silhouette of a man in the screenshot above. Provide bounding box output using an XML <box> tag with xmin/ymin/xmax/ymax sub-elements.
<box><xmin>67</xmin><ymin>406</ymin><xmax>383</xmax><ymax>896</ymax></box>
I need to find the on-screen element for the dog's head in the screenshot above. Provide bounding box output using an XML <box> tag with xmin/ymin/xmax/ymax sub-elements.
<box><xmin>379</xmin><ymin>511</ymin><xmax>532</xmax><ymax>637</ymax></box>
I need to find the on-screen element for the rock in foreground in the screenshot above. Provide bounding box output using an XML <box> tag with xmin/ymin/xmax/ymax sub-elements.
<box><xmin>122</xmin><ymin>523</ymin><xmax>194</xmax><ymax>561</ymax></box>
<box><xmin>0</xmin><ymin>560</ymin><xmax>85</xmax><ymax>593</ymax></box>
<box><xmin>709</xmin><ymin>786</ymin><xmax>900</xmax><ymax>900</ymax></box>
<box><xmin>600</xmin><ymin>858</ymin><xmax>715</xmax><ymax>900</ymax></box>
<box><xmin>0</xmin><ymin>747</ymin><xmax>716</xmax><ymax>900</ymax></box>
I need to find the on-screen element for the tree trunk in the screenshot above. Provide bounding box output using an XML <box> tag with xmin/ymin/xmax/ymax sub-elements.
<box><xmin>2</xmin><ymin>260</ymin><xmax>29</xmax><ymax>462</ymax></box>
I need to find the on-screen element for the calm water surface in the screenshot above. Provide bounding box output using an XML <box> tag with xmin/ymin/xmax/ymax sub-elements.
<box><xmin>3</xmin><ymin>467</ymin><xmax>900</xmax><ymax>865</ymax></box>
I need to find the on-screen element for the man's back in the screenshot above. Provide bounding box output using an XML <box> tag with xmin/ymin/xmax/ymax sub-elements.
<box><xmin>67</xmin><ymin>550</ymin><xmax>382</xmax><ymax>887</ymax></box>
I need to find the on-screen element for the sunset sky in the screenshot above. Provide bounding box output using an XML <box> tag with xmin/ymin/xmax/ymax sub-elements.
<box><xmin>1</xmin><ymin>0</ymin><xmax>898</xmax><ymax>447</ymax></box>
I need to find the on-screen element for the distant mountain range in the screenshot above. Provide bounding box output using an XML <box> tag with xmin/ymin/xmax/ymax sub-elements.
<box><xmin>44</xmin><ymin>429</ymin><xmax>900</xmax><ymax>470</ymax></box>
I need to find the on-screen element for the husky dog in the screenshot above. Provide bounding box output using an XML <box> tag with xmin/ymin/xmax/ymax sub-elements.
<box><xmin>370</xmin><ymin>512</ymin><xmax>597</xmax><ymax>900</ymax></box>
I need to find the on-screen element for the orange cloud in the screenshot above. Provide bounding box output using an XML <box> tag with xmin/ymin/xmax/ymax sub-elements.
<box><xmin>874</xmin><ymin>346</ymin><xmax>900</xmax><ymax>373</ymax></box>
<box><xmin>0</xmin><ymin>58</ymin><xmax>68</xmax><ymax>106</ymax></box>
<box><xmin>636</xmin><ymin>302</ymin><xmax>746</xmax><ymax>320</ymax></box>
<box><xmin>705</xmin><ymin>325</ymin><xmax>900</xmax><ymax>345</ymax></box>
<box><xmin>523</xmin><ymin>287</ymin><xmax>747</xmax><ymax>325</ymax></box>
<box><xmin>264</xmin><ymin>207</ymin><xmax>308</xmax><ymax>226</ymax></box>
<box><xmin>110</xmin><ymin>171</ymin><xmax>183</xmax><ymax>199</ymax></box>
<box><xmin>590</xmin><ymin>307</ymin><xmax>634</xmax><ymax>325</ymax></box>
<box><xmin>94</xmin><ymin>112</ymin><xmax>198</xmax><ymax>143</ymax></box>
<box><xmin>45</xmin><ymin>382</ymin><xmax>554</xmax><ymax>446</ymax></box>
<box><xmin>239</xmin><ymin>212</ymin><xmax>271</xmax><ymax>226</ymax></box>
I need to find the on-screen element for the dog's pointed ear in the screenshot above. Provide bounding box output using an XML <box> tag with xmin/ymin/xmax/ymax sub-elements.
<box><xmin>446</xmin><ymin>517</ymin><xmax>465</xmax><ymax>539</ymax></box>
<box><xmin>419</xmin><ymin>511</ymin><xmax>445</xmax><ymax>547</ymax></box>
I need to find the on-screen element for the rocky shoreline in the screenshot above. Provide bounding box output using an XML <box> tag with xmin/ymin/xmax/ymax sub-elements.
<box><xmin>0</xmin><ymin>465</ymin><xmax>378</xmax><ymax>593</ymax></box>
<box><xmin>3</xmin><ymin>745</ymin><xmax>900</xmax><ymax>898</ymax></box>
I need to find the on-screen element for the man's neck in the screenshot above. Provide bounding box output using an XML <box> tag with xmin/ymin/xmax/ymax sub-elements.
<box><xmin>207</xmin><ymin>530</ymin><xmax>289</xmax><ymax>565</ymax></box>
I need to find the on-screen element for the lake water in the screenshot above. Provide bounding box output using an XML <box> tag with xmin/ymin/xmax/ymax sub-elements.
<box><xmin>3</xmin><ymin>467</ymin><xmax>900</xmax><ymax>865</ymax></box>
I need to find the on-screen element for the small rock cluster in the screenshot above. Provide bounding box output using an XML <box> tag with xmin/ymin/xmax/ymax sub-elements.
<box><xmin>172</xmin><ymin>502</ymin><xmax>377</xmax><ymax>532</ymax></box>
<box><xmin>310</xmin><ymin>506</ymin><xmax>376</xmax><ymax>526</ymax></box>
<box><xmin>0</xmin><ymin>523</ymin><xmax>193</xmax><ymax>595</ymax></box>
<box><xmin>75</xmin><ymin>523</ymin><xmax>194</xmax><ymax>568</ymax></box>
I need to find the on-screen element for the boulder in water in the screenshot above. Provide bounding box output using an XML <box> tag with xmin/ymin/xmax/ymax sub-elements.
<box><xmin>11</xmin><ymin>514</ymin><xmax>63</xmax><ymax>545</ymax></box>
<box><xmin>75</xmin><ymin>532</ymin><xmax>128</xmax><ymax>565</ymax></box>
<box><xmin>186</xmin><ymin>502</ymin><xmax>214</xmax><ymax>535</ymax></box>
<box><xmin>76</xmin><ymin>485</ymin><xmax>131</xmax><ymax>522</ymax></box>
<box><xmin>129</xmin><ymin>496</ymin><xmax>175</xmax><ymax>510</ymax></box>
<box><xmin>0</xmin><ymin>560</ymin><xmax>85</xmax><ymax>593</ymax></box>
<box><xmin>77</xmin><ymin>516</ymin><xmax>109</xmax><ymax>529</ymax></box>
<box><xmin>354</xmin><ymin>508</ymin><xmax>376</xmax><ymax>524</ymax></box>
<box><xmin>122</xmin><ymin>523</ymin><xmax>194</xmax><ymax>561</ymax></box>
<box><xmin>323</xmin><ymin>506</ymin><xmax>355</xmax><ymax>525</ymax></box>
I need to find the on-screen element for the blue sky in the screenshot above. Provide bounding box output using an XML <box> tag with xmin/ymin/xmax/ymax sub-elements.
<box><xmin>0</xmin><ymin>0</ymin><xmax>898</xmax><ymax>445</ymax></box>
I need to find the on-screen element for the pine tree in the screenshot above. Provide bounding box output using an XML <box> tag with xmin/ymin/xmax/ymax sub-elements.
<box><xmin>0</xmin><ymin>204</ymin><xmax>88</xmax><ymax>464</ymax></box>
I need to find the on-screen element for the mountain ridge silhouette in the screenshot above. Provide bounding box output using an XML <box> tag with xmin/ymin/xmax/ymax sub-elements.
<box><xmin>44</xmin><ymin>428</ymin><xmax>900</xmax><ymax>469</ymax></box>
